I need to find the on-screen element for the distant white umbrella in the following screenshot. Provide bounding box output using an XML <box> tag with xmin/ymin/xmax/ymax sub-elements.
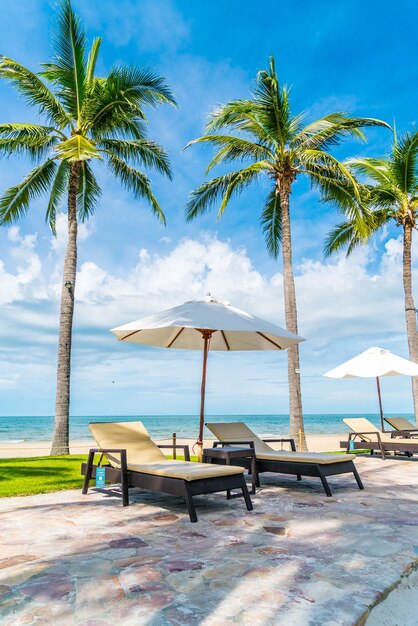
<box><xmin>112</xmin><ymin>295</ymin><xmax>304</xmax><ymax>457</ymax></box>
<box><xmin>324</xmin><ymin>346</ymin><xmax>418</xmax><ymax>430</ymax></box>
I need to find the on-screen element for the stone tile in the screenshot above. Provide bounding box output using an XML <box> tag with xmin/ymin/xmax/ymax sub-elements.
<box><xmin>0</xmin><ymin>456</ymin><xmax>418</xmax><ymax>624</ymax></box>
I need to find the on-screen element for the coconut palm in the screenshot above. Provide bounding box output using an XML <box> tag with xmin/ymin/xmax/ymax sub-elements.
<box><xmin>185</xmin><ymin>57</ymin><xmax>389</xmax><ymax>449</ymax></box>
<box><xmin>0</xmin><ymin>0</ymin><xmax>175</xmax><ymax>454</ymax></box>
<box><xmin>325</xmin><ymin>131</ymin><xmax>418</xmax><ymax>425</ymax></box>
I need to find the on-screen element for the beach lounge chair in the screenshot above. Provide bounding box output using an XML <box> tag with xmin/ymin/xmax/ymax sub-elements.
<box><xmin>81</xmin><ymin>421</ymin><xmax>253</xmax><ymax>522</ymax></box>
<box><xmin>384</xmin><ymin>417</ymin><xmax>418</xmax><ymax>438</ymax></box>
<box><xmin>206</xmin><ymin>421</ymin><xmax>363</xmax><ymax>497</ymax></box>
<box><xmin>341</xmin><ymin>417</ymin><xmax>418</xmax><ymax>459</ymax></box>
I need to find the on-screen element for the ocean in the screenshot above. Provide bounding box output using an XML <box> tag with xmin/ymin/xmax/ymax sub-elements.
<box><xmin>0</xmin><ymin>413</ymin><xmax>414</xmax><ymax>443</ymax></box>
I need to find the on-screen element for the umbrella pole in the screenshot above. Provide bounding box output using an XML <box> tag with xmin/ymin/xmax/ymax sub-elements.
<box><xmin>197</xmin><ymin>331</ymin><xmax>212</xmax><ymax>462</ymax></box>
<box><xmin>376</xmin><ymin>376</ymin><xmax>385</xmax><ymax>431</ymax></box>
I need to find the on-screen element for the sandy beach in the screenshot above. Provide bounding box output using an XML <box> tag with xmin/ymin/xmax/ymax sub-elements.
<box><xmin>0</xmin><ymin>433</ymin><xmax>346</xmax><ymax>458</ymax></box>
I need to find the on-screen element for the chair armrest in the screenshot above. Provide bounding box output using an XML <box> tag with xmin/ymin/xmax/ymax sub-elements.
<box><xmin>262</xmin><ymin>438</ymin><xmax>296</xmax><ymax>451</ymax></box>
<box><xmin>88</xmin><ymin>448</ymin><xmax>128</xmax><ymax>472</ymax></box>
<box><xmin>348</xmin><ymin>431</ymin><xmax>382</xmax><ymax>436</ymax></box>
<box><xmin>157</xmin><ymin>444</ymin><xmax>190</xmax><ymax>461</ymax></box>
<box><xmin>90</xmin><ymin>448</ymin><xmax>127</xmax><ymax>453</ymax></box>
<box><xmin>212</xmin><ymin>440</ymin><xmax>255</xmax><ymax>449</ymax></box>
<box><xmin>347</xmin><ymin>431</ymin><xmax>382</xmax><ymax>443</ymax></box>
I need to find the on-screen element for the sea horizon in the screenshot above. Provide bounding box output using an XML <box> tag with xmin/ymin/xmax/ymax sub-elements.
<box><xmin>0</xmin><ymin>412</ymin><xmax>414</xmax><ymax>443</ymax></box>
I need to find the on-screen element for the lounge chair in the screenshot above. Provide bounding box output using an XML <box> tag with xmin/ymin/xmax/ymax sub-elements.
<box><xmin>206</xmin><ymin>421</ymin><xmax>363</xmax><ymax>497</ymax></box>
<box><xmin>341</xmin><ymin>417</ymin><xmax>418</xmax><ymax>459</ymax></box>
<box><xmin>81</xmin><ymin>421</ymin><xmax>253</xmax><ymax>522</ymax></box>
<box><xmin>384</xmin><ymin>417</ymin><xmax>418</xmax><ymax>438</ymax></box>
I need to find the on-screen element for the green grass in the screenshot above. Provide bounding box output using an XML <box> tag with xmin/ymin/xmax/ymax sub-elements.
<box><xmin>326</xmin><ymin>449</ymin><xmax>370</xmax><ymax>454</ymax></box>
<box><xmin>0</xmin><ymin>455</ymin><xmax>94</xmax><ymax>497</ymax></box>
<box><xmin>0</xmin><ymin>453</ymin><xmax>198</xmax><ymax>498</ymax></box>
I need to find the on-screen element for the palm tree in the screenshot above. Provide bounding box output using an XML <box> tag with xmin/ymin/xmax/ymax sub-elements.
<box><xmin>325</xmin><ymin>131</ymin><xmax>418</xmax><ymax>425</ymax></box>
<box><xmin>0</xmin><ymin>0</ymin><xmax>175</xmax><ymax>454</ymax></box>
<box><xmin>185</xmin><ymin>57</ymin><xmax>389</xmax><ymax>449</ymax></box>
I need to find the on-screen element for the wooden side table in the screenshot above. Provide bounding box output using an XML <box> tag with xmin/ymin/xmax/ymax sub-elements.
<box><xmin>202</xmin><ymin>446</ymin><xmax>257</xmax><ymax>497</ymax></box>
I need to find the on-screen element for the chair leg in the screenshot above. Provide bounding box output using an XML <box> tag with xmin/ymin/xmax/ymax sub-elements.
<box><xmin>183</xmin><ymin>482</ymin><xmax>198</xmax><ymax>523</ymax></box>
<box><xmin>317</xmin><ymin>467</ymin><xmax>332</xmax><ymax>497</ymax></box>
<box><xmin>225</xmin><ymin>457</ymin><xmax>232</xmax><ymax>500</ymax></box>
<box><xmin>121</xmin><ymin>471</ymin><xmax>129</xmax><ymax>507</ymax></box>
<box><xmin>120</xmin><ymin>451</ymin><xmax>129</xmax><ymax>507</ymax></box>
<box><xmin>352</xmin><ymin>464</ymin><xmax>364</xmax><ymax>490</ymax></box>
<box><xmin>255</xmin><ymin>471</ymin><xmax>261</xmax><ymax>488</ymax></box>
<box><xmin>82</xmin><ymin>450</ymin><xmax>95</xmax><ymax>495</ymax></box>
<box><xmin>240</xmin><ymin>476</ymin><xmax>253</xmax><ymax>511</ymax></box>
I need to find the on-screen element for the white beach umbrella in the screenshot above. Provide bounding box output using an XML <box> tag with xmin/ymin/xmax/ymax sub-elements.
<box><xmin>324</xmin><ymin>346</ymin><xmax>418</xmax><ymax>430</ymax></box>
<box><xmin>111</xmin><ymin>295</ymin><xmax>304</xmax><ymax>456</ymax></box>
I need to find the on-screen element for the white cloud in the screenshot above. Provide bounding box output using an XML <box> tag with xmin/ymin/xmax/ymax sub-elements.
<box><xmin>77</xmin><ymin>0</ymin><xmax>189</xmax><ymax>52</ymax></box>
<box><xmin>50</xmin><ymin>213</ymin><xmax>92</xmax><ymax>258</ymax></box>
<box><xmin>1</xmin><ymin>228</ymin><xmax>417</xmax><ymax>414</ymax></box>
<box><xmin>0</xmin><ymin>227</ymin><xmax>46</xmax><ymax>304</ymax></box>
<box><xmin>307</xmin><ymin>94</ymin><xmax>358</xmax><ymax>120</ymax></box>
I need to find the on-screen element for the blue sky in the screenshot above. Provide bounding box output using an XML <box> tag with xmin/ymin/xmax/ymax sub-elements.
<box><xmin>0</xmin><ymin>0</ymin><xmax>417</xmax><ymax>418</ymax></box>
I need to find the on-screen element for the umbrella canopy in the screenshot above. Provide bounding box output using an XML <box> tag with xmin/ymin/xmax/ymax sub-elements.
<box><xmin>111</xmin><ymin>295</ymin><xmax>303</xmax><ymax>351</ymax></box>
<box><xmin>111</xmin><ymin>295</ymin><xmax>304</xmax><ymax>456</ymax></box>
<box><xmin>324</xmin><ymin>346</ymin><xmax>418</xmax><ymax>379</ymax></box>
<box><xmin>324</xmin><ymin>347</ymin><xmax>418</xmax><ymax>430</ymax></box>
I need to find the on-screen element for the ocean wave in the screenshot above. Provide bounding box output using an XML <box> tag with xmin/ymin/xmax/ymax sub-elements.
<box><xmin>1</xmin><ymin>439</ymin><xmax>25</xmax><ymax>443</ymax></box>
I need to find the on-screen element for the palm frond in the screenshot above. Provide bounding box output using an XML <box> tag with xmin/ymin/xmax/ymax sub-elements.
<box><xmin>46</xmin><ymin>160</ymin><xmax>70</xmax><ymax>233</ymax></box>
<box><xmin>99</xmin><ymin>138</ymin><xmax>172</xmax><ymax>178</ymax></box>
<box><xmin>261</xmin><ymin>188</ymin><xmax>282</xmax><ymax>258</ymax></box>
<box><xmin>204</xmin><ymin>100</ymin><xmax>277</xmax><ymax>148</ymax></box>
<box><xmin>186</xmin><ymin>135</ymin><xmax>273</xmax><ymax>173</ymax></box>
<box><xmin>301</xmin><ymin>149</ymin><xmax>361</xmax><ymax>203</ymax></box>
<box><xmin>0</xmin><ymin>123</ymin><xmax>59</xmax><ymax>160</ymax></box>
<box><xmin>0</xmin><ymin>159</ymin><xmax>57</xmax><ymax>224</ymax></box>
<box><xmin>109</xmin><ymin>65</ymin><xmax>176</xmax><ymax>107</ymax></box>
<box><xmin>369</xmin><ymin>185</ymin><xmax>403</xmax><ymax>209</ymax></box>
<box><xmin>292</xmin><ymin>115</ymin><xmax>389</xmax><ymax>152</ymax></box>
<box><xmin>186</xmin><ymin>162</ymin><xmax>269</xmax><ymax>221</ymax></box>
<box><xmin>0</xmin><ymin>122</ymin><xmax>58</xmax><ymax>137</ymax></box>
<box><xmin>347</xmin><ymin>157</ymin><xmax>393</xmax><ymax>185</ymax></box>
<box><xmin>324</xmin><ymin>208</ymin><xmax>391</xmax><ymax>257</ymax></box>
<box><xmin>41</xmin><ymin>0</ymin><xmax>87</xmax><ymax>122</ymax></box>
<box><xmin>107</xmin><ymin>153</ymin><xmax>165</xmax><ymax>223</ymax></box>
<box><xmin>205</xmin><ymin>100</ymin><xmax>257</xmax><ymax>132</ymax></box>
<box><xmin>323</xmin><ymin>221</ymin><xmax>362</xmax><ymax>257</ymax></box>
<box><xmin>97</xmin><ymin>118</ymin><xmax>147</xmax><ymax>140</ymax></box>
<box><xmin>253</xmin><ymin>57</ymin><xmax>292</xmax><ymax>144</ymax></box>
<box><xmin>55</xmin><ymin>134</ymin><xmax>101</xmax><ymax>161</ymax></box>
<box><xmin>77</xmin><ymin>161</ymin><xmax>101</xmax><ymax>221</ymax></box>
<box><xmin>83</xmin><ymin>64</ymin><xmax>175</xmax><ymax>134</ymax></box>
<box><xmin>0</xmin><ymin>56</ymin><xmax>72</xmax><ymax>129</ymax></box>
<box><xmin>86</xmin><ymin>37</ymin><xmax>101</xmax><ymax>86</ymax></box>
<box><xmin>391</xmin><ymin>131</ymin><xmax>418</xmax><ymax>193</ymax></box>
<box><xmin>287</xmin><ymin>111</ymin><xmax>308</xmax><ymax>136</ymax></box>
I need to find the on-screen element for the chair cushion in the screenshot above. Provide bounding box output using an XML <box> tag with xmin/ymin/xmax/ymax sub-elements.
<box><xmin>256</xmin><ymin>451</ymin><xmax>353</xmax><ymax>464</ymax></box>
<box><xmin>89</xmin><ymin>421</ymin><xmax>166</xmax><ymax>467</ymax></box>
<box><xmin>343</xmin><ymin>418</ymin><xmax>380</xmax><ymax>435</ymax></box>
<box><xmin>127</xmin><ymin>460</ymin><xmax>245</xmax><ymax>481</ymax></box>
<box><xmin>384</xmin><ymin>417</ymin><xmax>417</xmax><ymax>431</ymax></box>
<box><xmin>206</xmin><ymin>421</ymin><xmax>277</xmax><ymax>454</ymax></box>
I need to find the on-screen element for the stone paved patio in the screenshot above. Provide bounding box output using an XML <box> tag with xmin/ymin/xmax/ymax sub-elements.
<box><xmin>1</xmin><ymin>456</ymin><xmax>418</xmax><ymax>626</ymax></box>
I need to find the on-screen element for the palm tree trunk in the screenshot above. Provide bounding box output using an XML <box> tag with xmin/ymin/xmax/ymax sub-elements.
<box><xmin>50</xmin><ymin>162</ymin><xmax>80</xmax><ymax>455</ymax></box>
<box><xmin>279</xmin><ymin>181</ymin><xmax>307</xmax><ymax>450</ymax></box>
<box><xmin>403</xmin><ymin>221</ymin><xmax>418</xmax><ymax>426</ymax></box>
